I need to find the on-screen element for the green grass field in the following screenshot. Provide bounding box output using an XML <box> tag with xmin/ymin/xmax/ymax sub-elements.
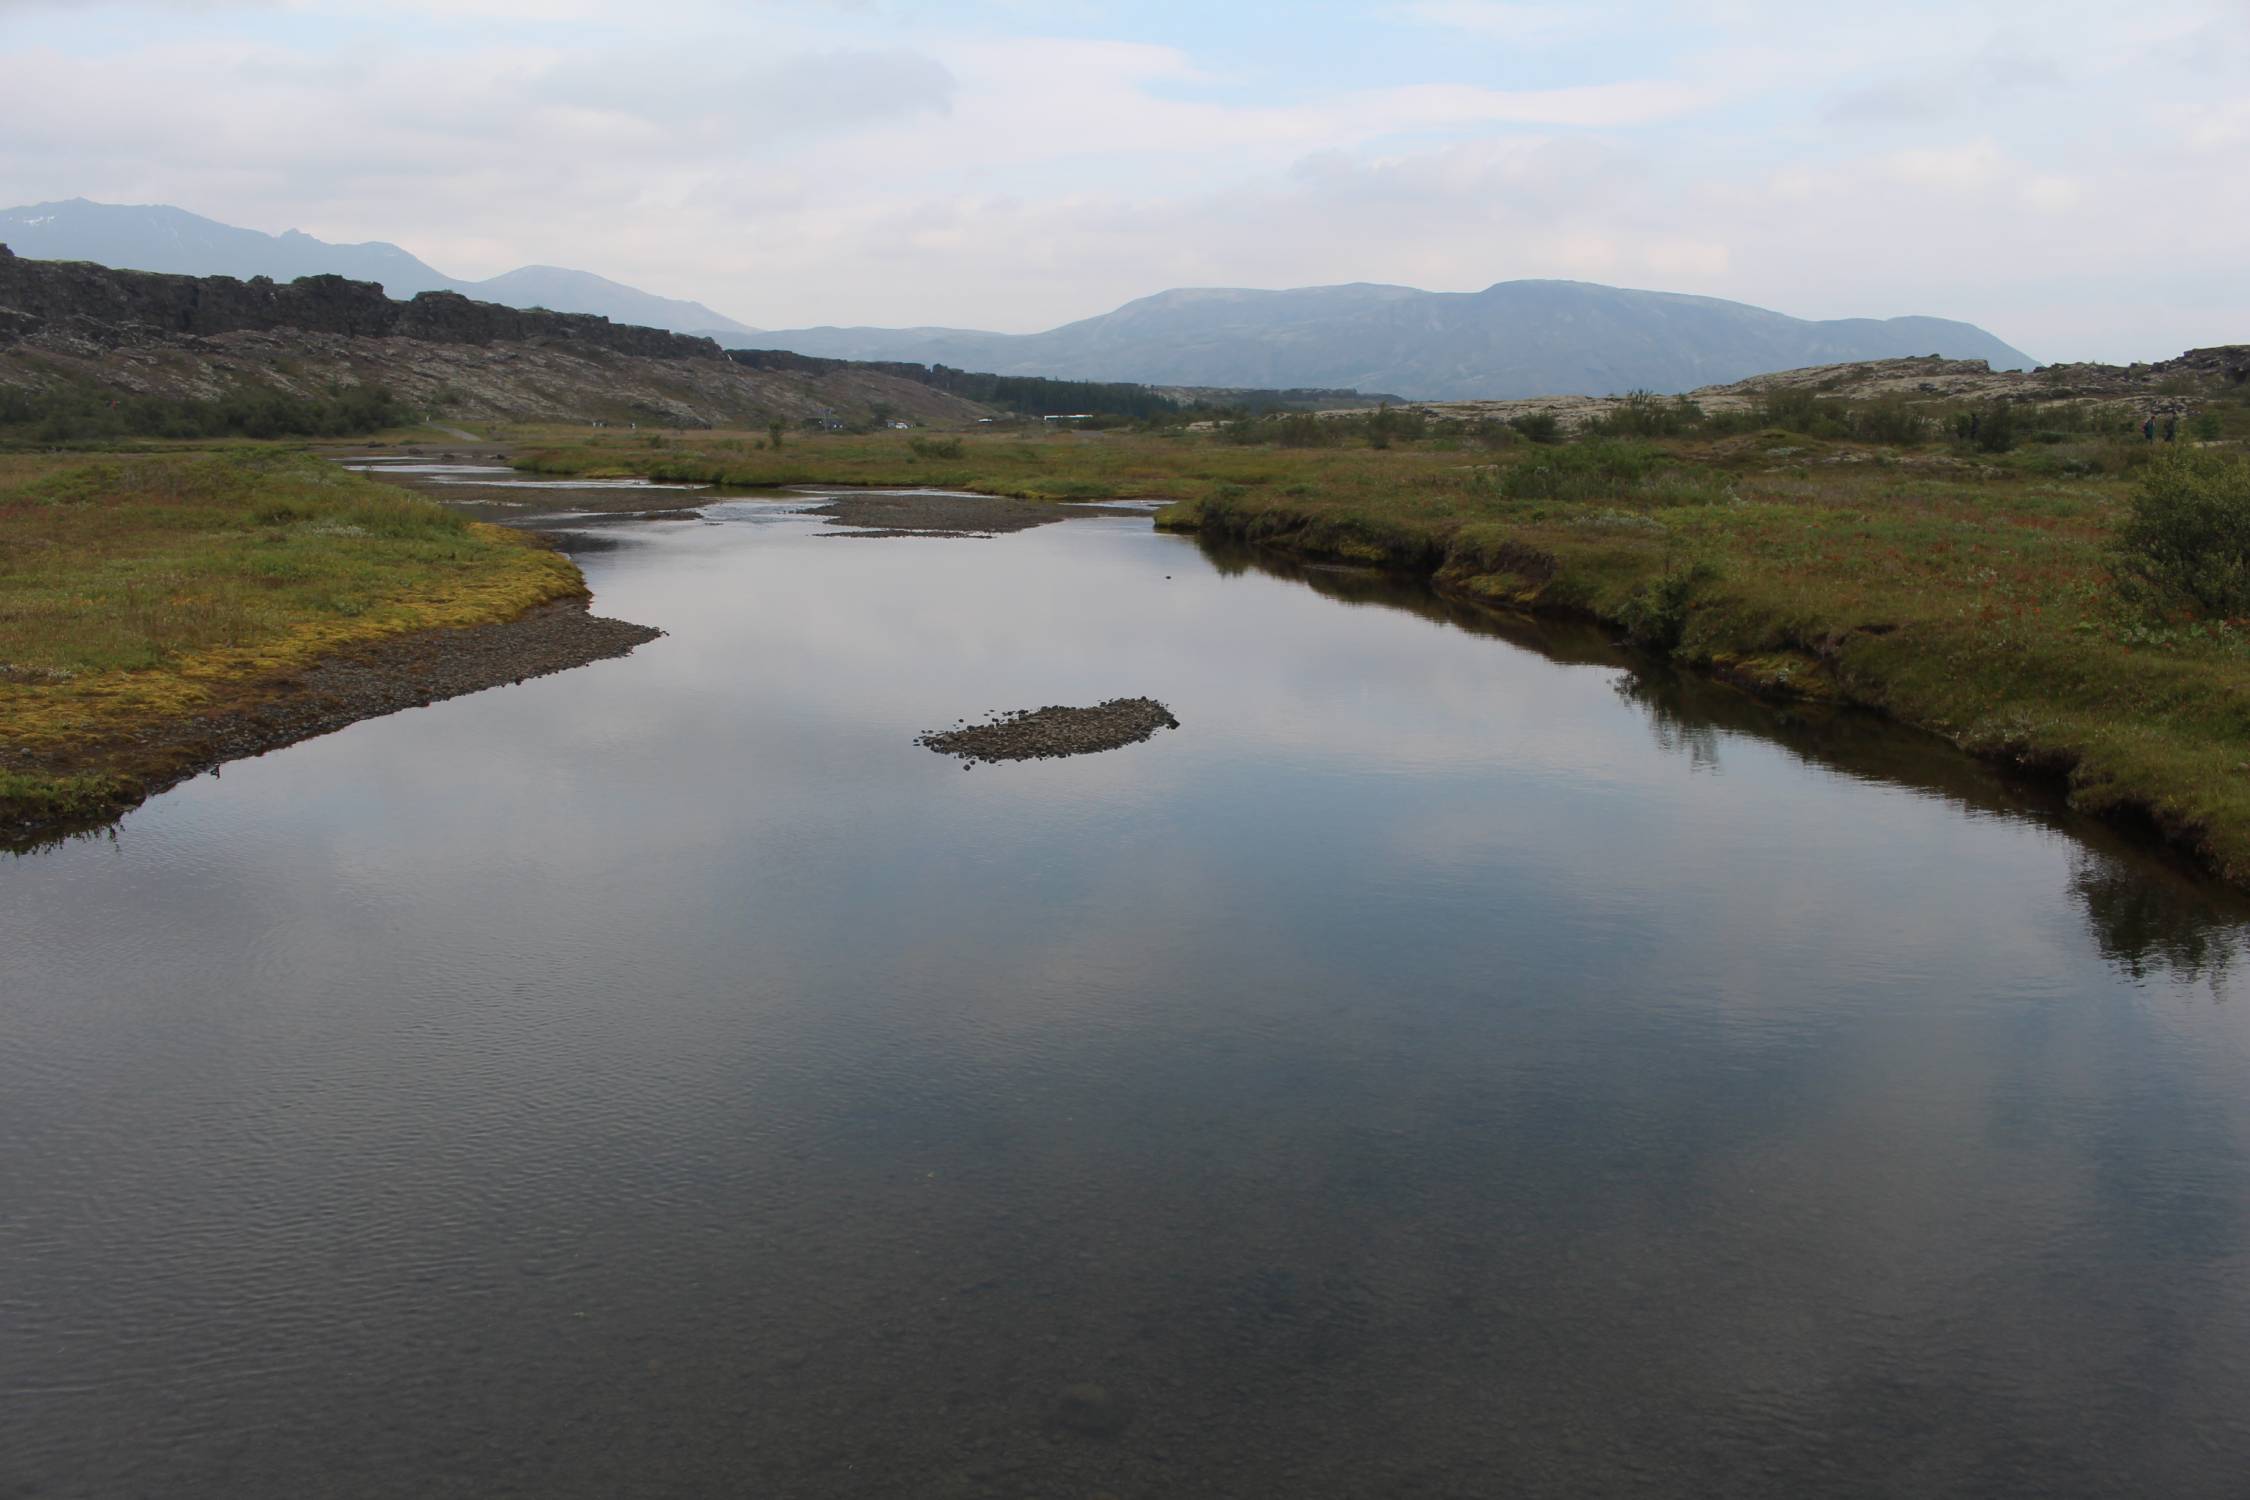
<box><xmin>0</xmin><ymin>447</ymin><xmax>580</xmax><ymax>828</ymax></box>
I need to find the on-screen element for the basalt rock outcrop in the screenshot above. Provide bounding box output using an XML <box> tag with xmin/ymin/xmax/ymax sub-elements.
<box><xmin>0</xmin><ymin>246</ymin><xmax>991</xmax><ymax>427</ymax></box>
<box><xmin>1361</xmin><ymin>346</ymin><xmax>2250</xmax><ymax>433</ymax></box>
<box><xmin>0</xmin><ymin>248</ymin><xmax>720</xmax><ymax>358</ymax></box>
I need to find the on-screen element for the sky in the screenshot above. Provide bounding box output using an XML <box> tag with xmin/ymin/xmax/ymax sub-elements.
<box><xmin>2</xmin><ymin>0</ymin><xmax>2244</xmax><ymax>362</ymax></box>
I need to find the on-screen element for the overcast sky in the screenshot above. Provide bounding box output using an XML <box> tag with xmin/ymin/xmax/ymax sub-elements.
<box><xmin>3</xmin><ymin>0</ymin><xmax>2243</xmax><ymax>361</ymax></box>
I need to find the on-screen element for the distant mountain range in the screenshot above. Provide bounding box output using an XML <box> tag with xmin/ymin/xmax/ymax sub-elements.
<box><xmin>758</xmin><ymin>283</ymin><xmax>2037</xmax><ymax>401</ymax></box>
<box><xmin>0</xmin><ymin>199</ymin><xmax>753</xmax><ymax>338</ymax></box>
<box><xmin>0</xmin><ymin>199</ymin><xmax>2036</xmax><ymax>399</ymax></box>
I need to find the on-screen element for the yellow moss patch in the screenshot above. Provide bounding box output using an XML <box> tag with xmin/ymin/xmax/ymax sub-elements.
<box><xmin>1</xmin><ymin>452</ymin><xmax>583</xmax><ymax>754</ymax></box>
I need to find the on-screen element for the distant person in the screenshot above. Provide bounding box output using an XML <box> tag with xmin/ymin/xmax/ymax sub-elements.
<box><xmin>1968</xmin><ymin>412</ymin><xmax>1981</xmax><ymax>442</ymax></box>
<box><xmin>2143</xmin><ymin>414</ymin><xmax>2157</xmax><ymax>443</ymax></box>
<box><xmin>2162</xmin><ymin>416</ymin><xmax>2178</xmax><ymax>442</ymax></box>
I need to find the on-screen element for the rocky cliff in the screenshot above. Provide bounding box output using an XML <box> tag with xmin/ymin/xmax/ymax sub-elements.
<box><xmin>0</xmin><ymin>246</ymin><xmax>720</xmax><ymax>358</ymax></box>
<box><xmin>0</xmin><ymin>246</ymin><xmax>987</xmax><ymax>427</ymax></box>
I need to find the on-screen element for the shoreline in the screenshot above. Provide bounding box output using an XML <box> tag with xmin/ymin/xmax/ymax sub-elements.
<box><xmin>1</xmin><ymin>447</ymin><xmax>672</xmax><ymax>850</ymax></box>
<box><xmin>404</xmin><ymin>430</ymin><xmax>2250</xmax><ymax>891</ymax></box>
<box><xmin>1167</xmin><ymin>504</ymin><xmax>2238</xmax><ymax>887</ymax></box>
<box><xmin>2</xmin><ymin>596</ymin><xmax>660</xmax><ymax>851</ymax></box>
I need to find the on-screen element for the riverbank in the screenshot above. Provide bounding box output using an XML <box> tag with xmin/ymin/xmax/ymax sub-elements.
<box><xmin>0</xmin><ymin>448</ymin><xmax>656</xmax><ymax>846</ymax></box>
<box><xmin>513</xmin><ymin>422</ymin><xmax>2250</xmax><ymax>886</ymax></box>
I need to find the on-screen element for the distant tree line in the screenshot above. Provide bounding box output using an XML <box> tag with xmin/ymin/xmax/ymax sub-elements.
<box><xmin>724</xmin><ymin>348</ymin><xmax>1181</xmax><ymax>419</ymax></box>
<box><xmin>721</xmin><ymin>348</ymin><xmax>1380</xmax><ymax>423</ymax></box>
<box><xmin>913</xmin><ymin>366</ymin><xmax>1182</xmax><ymax>420</ymax></box>
<box><xmin>1194</xmin><ymin>387</ymin><xmax>1406</xmax><ymax>416</ymax></box>
<box><xmin>1212</xmin><ymin>385</ymin><xmax>2192</xmax><ymax>456</ymax></box>
<box><xmin>0</xmin><ymin>382</ymin><xmax>409</xmax><ymax>442</ymax></box>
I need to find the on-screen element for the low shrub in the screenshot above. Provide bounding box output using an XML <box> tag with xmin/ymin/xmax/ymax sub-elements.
<box><xmin>1975</xmin><ymin>400</ymin><xmax>2019</xmax><ymax>453</ymax></box>
<box><xmin>1480</xmin><ymin>440</ymin><xmax>1729</xmax><ymax>507</ymax></box>
<box><xmin>1846</xmin><ymin>398</ymin><xmax>1929</xmax><ymax>446</ymax></box>
<box><xmin>0</xmin><ymin>382</ymin><xmax>409</xmax><ymax>443</ymax></box>
<box><xmin>1759</xmin><ymin>388</ymin><xmax>1846</xmax><ymax>436</ymax></box>
<box><xmin>1618</xmin><ymin>560</ymin><xmax>1718</xmax><ymax>651</ymax></box>
<box><xmin>1272</xmin><ymin>412</ymin><xmax>1342</xmax><ymax>448</ymax></box>
<box><xmin>1586</xmin><ymin>391</ymin><xmax>1703</xmax><ymax>439</ymax></box>
<box><xmin>2115</xmin><ymin>449</ymin><xmax>2250</xmax><ymax>618</ymax></box>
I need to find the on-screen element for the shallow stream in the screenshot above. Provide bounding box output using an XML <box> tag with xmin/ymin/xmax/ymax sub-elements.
<box><xmin>6</xmin><ymin>490</ymin><xmax>2250</xmax><ymax>1496</ymax></box>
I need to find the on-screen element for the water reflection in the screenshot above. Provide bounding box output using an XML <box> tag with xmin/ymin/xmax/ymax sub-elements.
<box><xmin>1199</xmin><ymin>537</ymin><xmax>2250</xmax><ymax>988</ymax></box>
<box><xmin>8</xmin><ymin>509</ymin><xmax>2250</xmax><ymax>1497</ymax></box>
<box><xmin>1613</xmin><ymin>670</ymin><xmax>1724</xmax><ymax>773</ymax></box>
<box><xmin>2070</xmin><ymin>850</ymin><xmax>2245</xmax><ymax>989</ymax></box>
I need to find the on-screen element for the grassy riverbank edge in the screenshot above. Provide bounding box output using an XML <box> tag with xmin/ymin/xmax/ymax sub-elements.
<box><xmin>0</xmin><ymin>449</ymin><xmax>619</xmax><ymax>846</ymax></box>
<box><xmin>1160</xmin><ymin>492</ymin><xmax>2250</xmax><ymax>886</ymax></box>
<box><xmin>512</xmin><ymin>427</ymin><xmax>2250</xmax><ymax>888</ymax></box>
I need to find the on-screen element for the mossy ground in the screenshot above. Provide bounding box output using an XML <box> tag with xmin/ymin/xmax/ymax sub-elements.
<box><xmin>1</xmin><ymin>447</ymin><xmax>580</xmax><ymax>828</ymax></box>
<box><xmin>514</xmin><ymin>420</ymin><xmax>2250</xmax><ymax>884</ymax></box>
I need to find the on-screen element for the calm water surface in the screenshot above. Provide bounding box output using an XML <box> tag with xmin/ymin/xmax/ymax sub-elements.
<box><xmin>6</xmin><ymin>495</ymin><xmax>2250</xmax><ymax>1497</ymax></box>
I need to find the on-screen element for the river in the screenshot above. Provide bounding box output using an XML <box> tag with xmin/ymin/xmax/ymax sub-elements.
<box><xmin>5</xmin><ymin>486</ymin><xmax>2250</xmax><ymax>1496</ymax></box>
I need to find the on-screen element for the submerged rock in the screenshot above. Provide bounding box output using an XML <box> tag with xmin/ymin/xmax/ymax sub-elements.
<box><xmin>1049</xmin><ymin>1382</ymin><xmax>1131</xmax><ymax>1438</ymax></box>
<box><xmin>916</xmin><ymin>699</ymin><xmax>1179</xmax><ymax>763</ymax></box>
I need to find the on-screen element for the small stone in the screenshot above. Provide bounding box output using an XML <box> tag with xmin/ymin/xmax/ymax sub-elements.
<box><xmin>1050</xmin><ymin>1382</ymin><xmax>1129</xmax><ymax>1439</ymax></box>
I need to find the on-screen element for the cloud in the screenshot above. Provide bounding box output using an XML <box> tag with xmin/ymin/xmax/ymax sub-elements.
<box><xmin>1397</xmin><ymin>0</ymin><xmax>1598</xmax><ymax>40</ymax></box>
<box><xmin>1882</xmin><ymin>141</ymin><xmax>2009</xmax><ymax>192</ymax></box>
<box><xmin>531</xmin><ymin>47</ymin><xmax>955</xmax><ymax>136</ymax></box>
<box><xmin>0</xmin><ymin>1</ymin><xmax>2242</xmax><ymax>361</ymax></box>
<box><xmin>0</xmin><ymin>0</ymin><xmax>282</xmax><ymax>9</ymax></box>
<box><xmin>2175</xmin><ymin>97</ymin><xmax>2250</xmax><ymax>151</ymax></box>
<box><xmin>2017</xmin><ymin>173</ymin><xmax>2083</xmax><ymax>213</ymax></box>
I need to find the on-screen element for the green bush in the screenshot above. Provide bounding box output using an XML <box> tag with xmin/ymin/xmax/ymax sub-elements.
<box><xmin>1759</xmin><ymin>388</ymin><xmax>1847</xmax><ymax>436</ymax></box>
<box><xmin>1846</xmin><ymin>398</ymin><xmax>1929</xmax><ymax>446</ymax></box>
<box><xmin>1947</xmin><ymin>401</ymin><xmax>2019</xmax><ymax>452</ymax></box>
<box><xmin>1362</xmin><ymin>404</ymin><xmax>1429</xmax><ymax>449</ymax></box>
<box><xmin>907</xmin><ymin>436</ymin><xmax>963</xmax><ymax>459</ymax></box>
<box><xmin>1619</xmin><ymin>560</ymin><xmax>1717</xmax><ymax>650</ymax></box>
<box><xmin>2115</xmin><ymin>450</ymin><xmax>2250</xmax><ymax>618</ymax></box>
<box><xmin>1976</xmin><ymin>400</ymin><xmax>2019</xmax><ymax>452</ymax></box>
<box><xmin>1480</xmin><ymin>439</ymin><xmax>1729</xmax><ymax>508</ymax></box>
<box><xmin>1507</xmin><ymin>411</ymin><xmax>1561</xmax><ymax>444</ymax></box>
<box><xmin>1587</xmin><ymin>390</ymin><xmax>1702</xmax><ymax>439</ymax></box>
<box><xmin>1272</xmin><ymin>412</ymin><xmax>1341</xmax><ymax>447</ymax></box>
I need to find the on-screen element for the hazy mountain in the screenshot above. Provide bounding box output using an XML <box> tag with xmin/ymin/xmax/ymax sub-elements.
<box><xmin>0</xmin><ymin>202</ymin><xmax>2033</xmax><ymax>395</ymax></box>
<box><xmin>467</xmin><ymin>265</ymin><xmax>754</xmax><ymax>340</ymax></box>
<box><xmin>0</xmin><ymin>199</ymin><xmax>753</xmax><ymax>337</ymax></box>
<box><xmin>757</xmin><ymin>281</ymin><xmax>2037</xmax><ymax>400</ymax></box>
<box><xmin>0</xmin><ymin>199</ymin><xmax>454</xmax><ymax>294</ymax></box>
